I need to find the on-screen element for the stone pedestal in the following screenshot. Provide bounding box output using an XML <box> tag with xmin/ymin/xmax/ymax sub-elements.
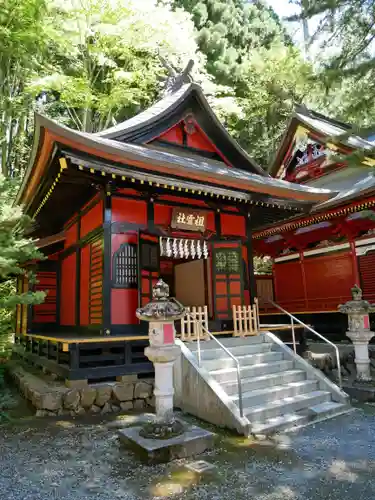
<box><xmin>118</xmin><ymin>422</ymin><xmax>215</xmax><ymax>464</ymax></box>
<box><xmin>346</xmin><ymin>330</ymin><xmax>374</xmax><ymax>382</ymax></box>
<box><xmin>144</xmin><ymin>343</ymin><xmax>181</xmax><ymax>423</ymax></box>
<box><xmin>339</xmin><ymin>285</ymin><xmax>375</xmax><ymax>383</ymax></box>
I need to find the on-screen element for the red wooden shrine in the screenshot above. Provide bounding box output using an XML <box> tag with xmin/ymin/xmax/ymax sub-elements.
<box><xmin>254</xmin><ymin>106</ymin><xmax>375</xmax><ymax>338</ymax></box>
<box><xmin>13</xmin><ymin>80</ymin><xmax>331</xmax><ymax>382</ymax></box>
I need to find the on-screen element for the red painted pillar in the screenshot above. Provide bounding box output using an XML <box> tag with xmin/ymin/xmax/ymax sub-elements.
<box><xmin>350</xmin><ymin>239</ymin><xmax>360</xmax><ymax>286</ymax></box>
<box><xmin>299</xmin><ymin>251</ymin><xmax>308</xmax><ymax>310</ymax></box>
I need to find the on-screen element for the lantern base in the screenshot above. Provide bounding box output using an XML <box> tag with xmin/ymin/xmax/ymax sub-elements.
<box><xmin>118</xmin><ymin>420</ymin><xmax>215</xmax><ymax>464</ymax></box>
<box><xmin>139</xmin><ymin>418</ymin><xmax>186</xmax><ymax>440</ymax></box>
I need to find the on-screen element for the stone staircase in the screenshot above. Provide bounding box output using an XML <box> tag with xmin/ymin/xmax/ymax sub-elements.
<box><xmin>174</xmin><ymin>333</ymin><xmax>352</xmax><ymax>436</ymax></box>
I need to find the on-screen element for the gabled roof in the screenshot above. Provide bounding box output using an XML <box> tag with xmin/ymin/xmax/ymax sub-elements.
<box><xmin>17</xmin><ymin>113</ymin><xmax>335</xmax><ymax>213</ymax></box>
<box><xmin>312</xmin><ymin>173</ymin><xmax>375</xmax><ymax>212</ymax></box>
<box><xmin>269</xmin><ymin>105</ymin><xmax>375</xmax><ymax>177</ymax></box>
<box><xmin>96</xmin><ymin>82</ymin><xmax>267</xmax><ymax>176</ymax></box>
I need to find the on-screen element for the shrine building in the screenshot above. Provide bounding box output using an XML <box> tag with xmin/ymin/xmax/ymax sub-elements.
<box><xmin>13</xmin><ymin>81</ymin><xmax>333</xmax><ymax>383</ymax></box>
<box><xmin>254</xmin><ymin>105</ymin><xmax>375</xmax><ymax>339</ymax></box>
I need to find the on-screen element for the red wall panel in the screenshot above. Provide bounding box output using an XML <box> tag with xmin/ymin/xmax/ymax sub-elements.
<box><xmin>274</xmin><ymin>260</ymin><xmax>304</xmax><ymax>309</ymax></box>
<box><xmin>112</xmin><ymin>197</ymin><xmax>147</xmax><ymax>224</ymax></box>
<box><xmin>60</xmin><ymin>253</ymin><xmax>76</xmax><ymax>325</ymax></box>
<box><xmin>80</xmin><ymin>245</ymin><xmax>90</xmax><ymax>326</ymax></box>
<box><xmin>111</xmin><ymin>289</ymin><xmax>138</xmax><ymax>325</ymax></box>
<box><xmin>80</xmin><ymin>200</ymin><xmax>103</xmax><ymax>238</ymax></box>
<box><xmin>304</xmin><ymin>252</ymin><xmax>353</xmax><ymax>309</ymax></box>
<box><xmin>33</xmin><ymin>271</ymin><xmax>57</xmax><ymax>323</ymax></box>
<box><xmin>359</xmin><ymin>253</ymin><xmax>375</xmax><ymax>301</ymax></box>
<box><xmin>221</xmin><ymin>213</ymin><xmax>246</xmax><ymax>237</ymax></box>
<box><xmin>154</xmin><ymin>204</ymin><xmax>172</xmax><ymax>227</ymax></box>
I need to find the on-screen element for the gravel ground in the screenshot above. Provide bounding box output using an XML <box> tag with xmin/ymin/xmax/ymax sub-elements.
<box><xmin>1</xmin><ymin>406</ymin><xmax>375</xmax><ymax>500</ymax></box>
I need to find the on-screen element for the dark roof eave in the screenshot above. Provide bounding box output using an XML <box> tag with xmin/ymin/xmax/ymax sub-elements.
<box><xmin>66</xmin><ymin>151</ymin><xmax>321</xmax><ymax>211</ymax></box>
<box><xmin>17</xmin><ymin>113</ymin><xmax>337</xmax><ymax>210</ymax></box>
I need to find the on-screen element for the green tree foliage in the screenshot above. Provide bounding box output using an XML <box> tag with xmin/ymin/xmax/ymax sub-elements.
<box><xmin>173</xmin><ymin>0</ymin><xmax>291</xmax><ymax>85</ymax></box>
<box><xmin>0</xmin><ymin>0</ymin><xmax>53</xmax><ymax>177</ymax></box>
<box><xmin>173</xmin><ymin>0</ymin><xmax>313</xmax><ymax>166</ymax></box>
<box><xmin>293</xmin><ymin>0</ymin><xmax>375</xmax><ymax>129</ymax></box>
<box><xmin>214</xmin><ymin>45</ymin><xmax>314</xmax><ymax>166</ymax></box>
<box><xmin>0</xmin><ymin>175</ymin><xmax>45</xmax><ymax>341</ymax></box>
<box><xmin>29</xmin><ymin>0</ymin><xmax>207</xmax><ymax>132</ymax></box>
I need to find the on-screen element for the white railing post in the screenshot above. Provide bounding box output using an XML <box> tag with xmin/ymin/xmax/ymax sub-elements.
<box><xmin>291</xmin><ymin>317</ymin><xmax>296</xmax><ymax>354</ymax></box>
<box><xmin>267</xmin><ymin>299</ymin><xmax>342</xmax><ymax>388</ymax></box>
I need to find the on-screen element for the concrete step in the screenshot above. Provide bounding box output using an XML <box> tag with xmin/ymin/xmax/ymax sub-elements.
<box><xmin>209</xmin><ymin>360</ymin><xmax>295</xmax><ymax>384</ymax></box>
<box><xmin>231</xmin><ymin>380</ymin><xmax>319</xmax><ymax>407</ymax></box>
<box><xmin>244</xmin><ymin>390</ymin><xmax>331</xmax><ymax>423</ymax></box>
<box><xmin>251</xmin><ymin>401</ymin><xmax>352</xmax><ymax>435</ymax></box>
<box><xmin>196</xmin><ymin>342</ymin><xmax>272</xmax><ymax>360</ymax></box>
<box><xmin>188</xmin><ymin>335</ymin><xmax>269</xmax><ymax>351</ymax></box>
<box><xmin>222</xmin><ymin>369</ymin><xmax>307</xmax><ymax>395</ymax></box>
<box><xmin>201</xmin><ymin>351</ymin><xmax>283</xmax><ymax>371</ymax></box>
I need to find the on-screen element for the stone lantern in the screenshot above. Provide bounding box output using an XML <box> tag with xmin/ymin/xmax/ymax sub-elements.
<box><xmin>339</xmin><ymin>285</ymin><xmax>375</xmax><ymax>382</ymax></box>
<box><xmin>118</xmin><ymin>279</ymin><xmax>214</xmax><ymax>463</ymax></box>
<box><xmin>136</xmin><ymin>279</ymin><xmax>186</xmax><ymax>436</ymax></box>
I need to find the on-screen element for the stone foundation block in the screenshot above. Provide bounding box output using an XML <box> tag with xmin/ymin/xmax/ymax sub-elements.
<box><xmin>116</xmin><ymin>375</ymin><xmax>138</xmax><ymax>383</ymax></box>
<box><xmin>112</xmin><ymin>383</ymin><xmax>134</xmax><ymax>402</ymax></box>
<box><xmin>95</xmin><ymin>384</ymin><xmax>112</xmax><ymax>407</ymax></box>
<box><xmin>134</xmin><ymin>399</ymin><xmax>145</xmax><ymax>410</ymax></box>
<box><xmin>134</xmin><ymin>382</ymin><xmax>153</xmax><ymax>399</ymax></box>
<box><xmin>101</xmin><ymin>402</ymin><xmax>112</xmax><ymax>414</ymax></box>
<box><xmin>120</xmin><ymin>401</ymin><xmax>133</xmax><ymax>411</ymax></box>
<box><xmin>80</xmin><ymin>387</ymin><xmax>97</xmax><ymax>408</ymax></box>
<box><xmin>10</xmin><ymin>363</ymin><xmax>155</xmax><ymax>418</ymax></box>
<box><xmin>63</xmin><ymin>389</ymin><xmax>80</xmax><ymax>410</ymax></box>
<box><xmin>34</xmin><ymin>391</ymin><xmax>63</xmax><ymax>411</ymax></box>
<box><xmin>65</xmin><ymin>379</ymin><xmax>88</xmax><ymax>389</ymax></box>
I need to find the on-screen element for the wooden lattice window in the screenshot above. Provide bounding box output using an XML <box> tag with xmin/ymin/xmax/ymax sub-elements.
<box><xmin>214</xmin><ymin>249</ymin><xmax>241</xmax><ymax>274</ymax></box>
<box><xmin>112</xmin><ymin>243</ymin><xmax>138</xmax><ymax>288</ymax></box>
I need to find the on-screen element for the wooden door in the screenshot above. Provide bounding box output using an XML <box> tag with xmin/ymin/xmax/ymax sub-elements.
<box><xmin>138</xmin><ymin>231</ymin><xmax>160</xmax><ymax>307</ymax></box>
<box><xmin>212</xmin><ymin>241</ymin><xmax>244</xmax><ymax>320</ymax></box>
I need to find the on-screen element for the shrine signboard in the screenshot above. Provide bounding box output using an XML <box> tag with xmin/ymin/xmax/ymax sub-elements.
<box><xmin>171</xmin><ymin>208</ymin><xmax>207</xmax><ymax>232</ymax></box>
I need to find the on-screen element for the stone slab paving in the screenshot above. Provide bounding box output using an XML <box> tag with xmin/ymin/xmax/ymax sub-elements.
<box><xmin>1</xmin><ymin>406</ymin><xmax>375</xmax><ymax>499</ymax></box>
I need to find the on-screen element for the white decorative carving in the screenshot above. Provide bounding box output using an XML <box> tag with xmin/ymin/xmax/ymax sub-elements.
<box><xmin>203</xmin><ymin>241</ymin><xmax>208</xmax><ymax>259</ymax></box>
<box><xmin>179</xmin><ymin>239</ymin><xmax>184</xmax><ymax>259</ymax></box>
<box><xmin>172</xmin><ymin>238</ymin><xmax>178</xmax><ymax>259</ymax></box>
<box><xmin>191</xmin><ymin>239</ymin><xmax>196</xmax><ymax>259</ymax></box>
<box><xmin>166</xmin><ymin>238</ymin><xmax>172</xmax><ymax>257</ymax></box>
<box><xmin>160</xmin><ymin>237</ymin><xmax>164</xmax><ymax>257</ymax></box>
<box><xmin>196</xmin><ymin>240</ymin><xmax>202</xmax><ymax>259</ymax></box>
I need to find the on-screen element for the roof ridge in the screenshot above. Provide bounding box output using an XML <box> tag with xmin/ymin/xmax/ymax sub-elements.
<box><xmin>295</xmin><ymin>104</ymin><xmax>352</xmax><ymax>131</ymax></box>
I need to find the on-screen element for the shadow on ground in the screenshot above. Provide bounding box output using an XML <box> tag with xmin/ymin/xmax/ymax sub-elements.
<box><xmin>1</xmin><ymin>404</ymin><xmax>375</xmax><ymax>499</ymax></box>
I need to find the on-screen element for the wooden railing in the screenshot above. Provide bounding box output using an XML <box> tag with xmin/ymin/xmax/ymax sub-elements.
<box><xmin>233</xmin><ymin>299</ymin><xmax>260</xmax><ymax>337</ymax></box>
<box><xmin>180</xmin><ymin>306</ymin><xmax>209</xmax><ymax>342</ymax></box>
